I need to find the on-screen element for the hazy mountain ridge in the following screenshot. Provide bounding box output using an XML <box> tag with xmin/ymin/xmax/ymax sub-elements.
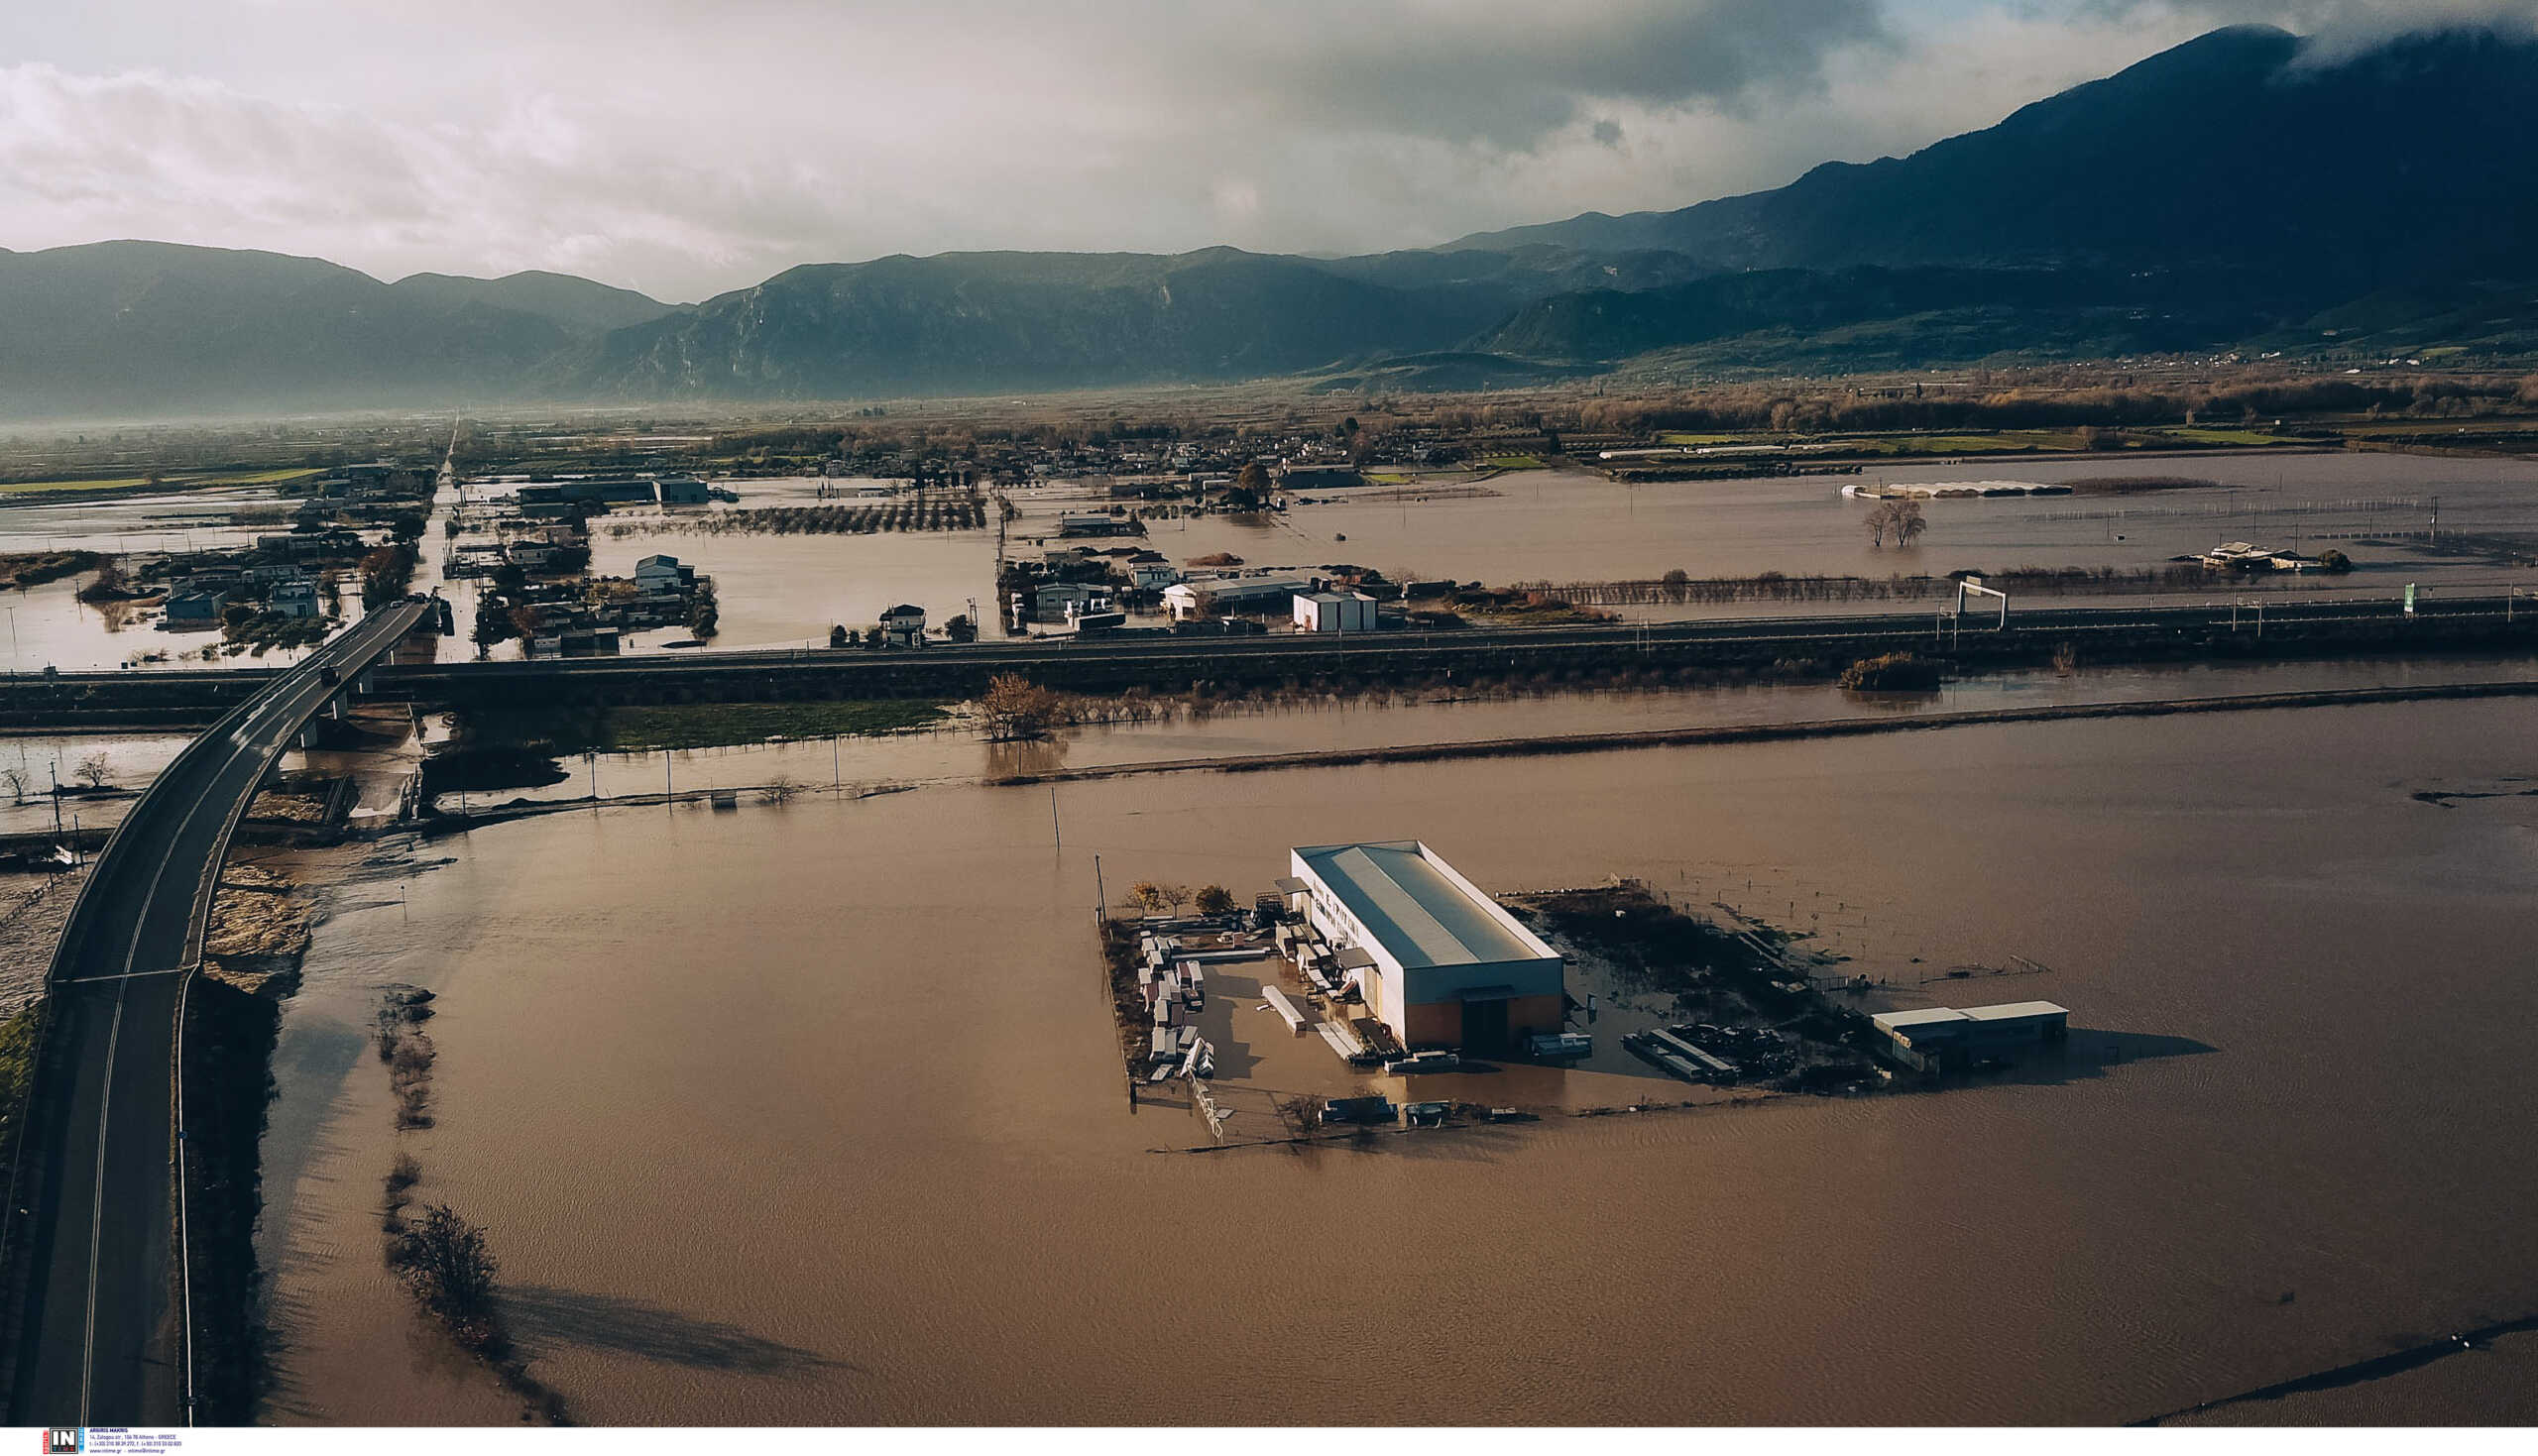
<box><xmin>387</xmin><ymin>270</ymin><xmax>679</xmax><ymax>335</ymax></box>
<box><xmin>550</xmin><ymin>248</ymin><xmax>1514</xmax><ymax>398</ymax></box>
<box><xmin>0</xmin><ymin>241</ymin><xmax>590</xmax><ymax>417</ymax></box>
<box><xmin>1443</xmin><ymin>25</ymin><xmax>2538</xmax><ymax>290</ymax></box>
<box><xmin>2</xmin><ymin>23</ymin><xmax>2534</xmax><ymax>418</ymax></box>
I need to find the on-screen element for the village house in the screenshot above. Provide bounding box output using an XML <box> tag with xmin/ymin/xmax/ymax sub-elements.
<box><xmin>269</xmin><ymin>578</ymin><xmax>323</xmax><ymax>618</ymax></box>
<box><xmin>879</xmin><ymin>604</ymin><xmax>927</xmax><ymax>647</ymax></box>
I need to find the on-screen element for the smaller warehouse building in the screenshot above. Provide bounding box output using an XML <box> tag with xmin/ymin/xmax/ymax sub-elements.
<box><xmin>1287</xmin><ymin>840</ymin><xmax>1564</xmax><ymax>1054</ymax></box>
<box><xmin>1293</xmin><ymin>591</ymin><xmax>1377</xmax><ymax>633</ymax></box>
<box><xmin>1163</xmin><ymin>575</ymin><xmax>1312</xmax><ymax>621</ymax></box>
<box><xmin>1871</xmin><ymin>1001</ymin><xmax>2069</xmax><ymax>1072</ymax></box>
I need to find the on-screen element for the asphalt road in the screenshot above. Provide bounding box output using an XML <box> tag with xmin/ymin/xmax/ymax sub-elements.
<box><xmin>2</xmin><ymin>603</ymin><xmax>424</xmax><ymax>1427</ymax></box>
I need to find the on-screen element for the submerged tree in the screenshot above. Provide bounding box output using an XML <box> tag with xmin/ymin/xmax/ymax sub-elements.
<box><xmin>979</xmin><ymin>673</ymin><xmax>1062</xmax><ymax>740</ymax></box>
<box><xmin>393</xmin><ymin>1202</ymin><xmax>499</xmax><ymax>1321</ymax></box>
<box><xmin>1864</xmin><ymin>499</ymin><xmax>1929</xmax><ymax>548</ymax></box>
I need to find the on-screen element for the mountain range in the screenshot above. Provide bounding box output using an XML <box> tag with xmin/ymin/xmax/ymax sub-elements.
<box><xmin>3</xmin><ymin>23</ymin><xmax>2534</xmax><ymax>419</ymax></box>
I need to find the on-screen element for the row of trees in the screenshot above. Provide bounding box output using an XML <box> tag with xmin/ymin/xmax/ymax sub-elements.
<box><xmin>1125</xmin><ymin>882</ymin><xmax>1239</xmax><ymax>916</ymax></box>
<box><xmin>1</xmin><ymin>752</ymin><xmax>112</xmax><ymax>800</ymax></box>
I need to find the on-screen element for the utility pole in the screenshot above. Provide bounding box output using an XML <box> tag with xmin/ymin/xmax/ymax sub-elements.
<box><xmin>50</xmin><ymin>764</ymin><xmax>62</xmax><ymax>837</ymax></box>
<box><xmin>1094</xmin><ymin>852</ymin><xmax>1106</xmax><ymax>922</ymax></box>
<box><xmin>1051</xmin><ymin>784</ymin><xmax>1062</xmax><ymax>850</ymax></box>
<box><xmin>588</xmin><ymin>751</ymin><xmax>598</xmax><ymax>810</ymax></box>
<box><xmin>832</xmin><ymin>731</ymin><xmax>841</xmax><ymax>789</ymax></box>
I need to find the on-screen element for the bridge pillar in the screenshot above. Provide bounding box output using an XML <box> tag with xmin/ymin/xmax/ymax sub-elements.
<box><xmin>327</xmin><ymin>690</ymin><xmax>349</xmax><ymax>721</ymax></box>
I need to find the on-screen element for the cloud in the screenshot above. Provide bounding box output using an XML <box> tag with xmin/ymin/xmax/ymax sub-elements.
<box><xmin>0</xmin><ymin>1</ymin><xmax>2517</xmax><ymax>297</ymax></box>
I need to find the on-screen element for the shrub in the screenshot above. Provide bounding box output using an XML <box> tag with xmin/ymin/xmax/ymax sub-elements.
<box><xmin>1837</xmin><ymin>653</ymin><xmax>1943</xmax><ymax>691</ymax></box>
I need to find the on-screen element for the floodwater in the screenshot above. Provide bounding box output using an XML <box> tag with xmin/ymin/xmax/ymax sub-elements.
<box><xmin>11</xmin><ymin>451</ymin><xmax>2537</xmax><ymax>670</ymax></box>
<box><xmin>254</xmin><ymin>691</ymin><xmax>2538</xmax><ymax>1424</ymax></box>
<box><xmin>1155</xmin><ymin>451</ymin><xmax>2538</xmax><ymax>596</ymax></box>
<box><xmin>424</xmin><ymin>651</ymin><xmax>2538</xmax><ymax>816</ymax></box>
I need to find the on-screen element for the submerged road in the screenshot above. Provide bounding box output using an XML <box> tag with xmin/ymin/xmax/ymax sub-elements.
<box><xmin>1</xmin><ymin>602</ymin><xmax>425</xmax><ymax>1427</ymax></box>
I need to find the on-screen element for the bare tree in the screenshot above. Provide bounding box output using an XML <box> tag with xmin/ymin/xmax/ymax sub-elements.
<box><xmin>758</xmin><ymin>774</ymin><xmax>800</xmax><ymax>805</ymax></box>
<box><xmin>73</xmin><ymin>752</ymin><xmax>111</xmax><ymax>790</ymax></box>
<box><xmin>979</xmin><ymin>673</ymin><xmax>1062</xmax><ymax>740</ymax></box>
<box><xmin>0</xmin><ymin>767</ymin><xmax>27</xmax><ymax>803</ymax></box>
<box><xmin>1865</xmin><ymin>499</ymin><xmax>1927</xmax><ymax>548</ymax></box>
<box><xmin>1864</xmin><ymin>500</ymin><xmax>1897</xmax><ymax>547</ymax></box>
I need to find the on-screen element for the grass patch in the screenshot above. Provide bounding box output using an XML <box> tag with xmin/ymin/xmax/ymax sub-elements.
<box><xmin>459</xmin><ymin>699</ymin><xmax>948</xmax><ymax>754</ymax></box>
<box><xmin>2154</xmin><ymin>427</ymin><xmax>2283</xmax><ymax>447</ymax></box>
<box><xmin>1481</xmin><ymin>454</ymin><xmax>1545</xmax><ymax>470</ymax></box>
<box><xmin>0</xmin><ymin>1000</ymin><xmax>44</xmax><ymax>1159</ymax></box>
<box><xmin>0</xmin><ymin>550</ymin><xmax>102</xmax><ymax>590</ymax></box>
<box><xmin>1846</xmin><ymin>430</ymin><xmax>2080</xmax><ymax>455</ymax></box>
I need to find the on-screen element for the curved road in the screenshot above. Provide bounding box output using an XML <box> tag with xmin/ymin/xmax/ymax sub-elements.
<box><xmin>2</xmin><ymin>602</ymin><xmax>424</xmax><ymax>1427</ymax></box>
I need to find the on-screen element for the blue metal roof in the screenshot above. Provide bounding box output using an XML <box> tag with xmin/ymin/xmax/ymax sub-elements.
<box><xmin>1295</xmin><ymin>841</ymin><xmax>1540</xmax><ymax>970</ymax></box>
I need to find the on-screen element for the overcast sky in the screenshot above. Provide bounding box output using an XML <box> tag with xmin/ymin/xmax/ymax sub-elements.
<box><xmin>0</xmin><ymin>0</ymin><xmax>2509</xmax><ymax>300</ymax></box>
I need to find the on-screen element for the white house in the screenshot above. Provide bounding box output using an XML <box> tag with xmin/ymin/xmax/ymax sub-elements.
<box><xmin>634</xmin><ymin>554</ymin><xmax>695</xmax><ymax>593</ymax></box>
<box><xmin>1286</xmin><ymin>841</ymin><xmax>1565</xmax><ymax>1054</ymax></box>
<box><xmin>880</xmin><ymin>603</ymin><xmax>927</xmax><ymax>646</ymax></box>
<box><xmin>1033</xmin><ymin>582</ymin><xmax>1111</xmax><ymax>623</ymax></box>
<box><xmin>1293</xmin><ymin>591</ymin><xmax>1377</xmax><ymax>633</ymax></box>
<box><xmin>270</xmin><ymin>578</ymin><xmax>323</xmax><ymax>618</ymax></box>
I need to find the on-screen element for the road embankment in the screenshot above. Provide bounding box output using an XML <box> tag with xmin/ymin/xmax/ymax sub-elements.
<box><xmin>979</xmin><ymin>679</ymin><xmax>2538</xmax><ymax>786</ymax></box>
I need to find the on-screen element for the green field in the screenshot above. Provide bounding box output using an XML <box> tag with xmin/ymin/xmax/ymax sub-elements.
<box><xmin>1481</xmin><ymin>454</ymin><xmax>1546</xmax><ymax>470</ymax></box>
<box><xmin>0</xmin><ymin>467</ymin><xmax>323</xmax><ymax>499</ymax></box>
<box><xmin>1844</xmin><ymin>430</ymin><xmax>2084</xmax><ymax>455</ymax></box>
<box><xmin>2156</xmin><ymin>427</ymin><xmax>2283</xmax><ymax>447</ymax></box>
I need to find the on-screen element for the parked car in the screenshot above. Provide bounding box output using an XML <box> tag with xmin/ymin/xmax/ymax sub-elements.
<box><xmin>1384</xmin><ymin>1051</ymin><xmax>1461</xmax><ymax>1075</ymax></box>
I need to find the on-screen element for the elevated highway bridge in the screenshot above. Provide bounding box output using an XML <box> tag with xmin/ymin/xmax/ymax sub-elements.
<box><xmin>0</xmin><ymin>601</ymin><xmax>428</xmax><ymax>1427</ymax></box>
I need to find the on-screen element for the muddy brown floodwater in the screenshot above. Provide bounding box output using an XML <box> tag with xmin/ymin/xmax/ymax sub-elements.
<box><xmin>255</xmin><ymin>695</ymin><xmax>2538</xmax><ymax>1425</ymax></box>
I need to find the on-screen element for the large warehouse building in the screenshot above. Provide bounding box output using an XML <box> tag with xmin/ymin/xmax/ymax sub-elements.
<box><xmin>1287</xmin><ymin>841</ymin><xmax>1565</xmax><ymax>1053</ymax></box>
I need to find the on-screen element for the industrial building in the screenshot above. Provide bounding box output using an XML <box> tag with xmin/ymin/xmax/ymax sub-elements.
<box><xmin>1163</xmin><ymin>575</ymin><xmax>1313</xmax><ymax>621</ymax></box>
<box><xmin>1871</xmin><ymin>1001</ymin><xmax>2070</xmax><ymax>1071</ymax></box>
<box><xmin>1293</xmin><ymin>591</ymin><xmax>1377</xmax><ymax>633</ymax></box>
<box><xmin>1285</xmin><ymin>841</ymin><xmax>1564</xmax><ymax>1054</ymax></box>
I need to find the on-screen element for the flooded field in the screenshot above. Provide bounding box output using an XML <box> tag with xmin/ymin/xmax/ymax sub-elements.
<box><xmin>1162</xmin><ymin>450</ymin><xmax>2538</xmax><ymax>595</ymax></box>
<box><xmin>419</xmin><ymin>652</ymin><xmax>2538</xmax><ymax>815</ymax></box>
<box><xmin>10</xmin><ymin>450</ymin><xmax>2537</xmax><ymax>670</ymax></box>
<box><xmin>253</xmin><ymin>691</ymin><xmax>2538</xmax><ymax>1424</ymax></box>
